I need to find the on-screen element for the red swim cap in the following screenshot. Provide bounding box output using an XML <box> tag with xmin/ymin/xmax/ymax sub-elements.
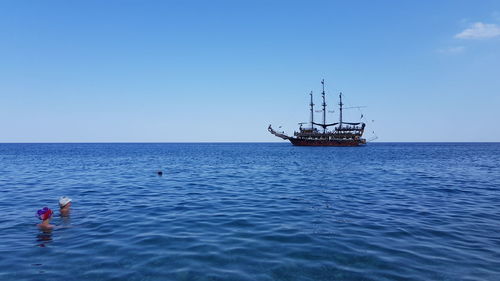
<box><xmin>37</xmin><ymin>207</ymin><xmax>53</xmax><ymax>220</ymax></box>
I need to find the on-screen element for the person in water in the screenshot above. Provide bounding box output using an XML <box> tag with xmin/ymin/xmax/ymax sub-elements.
<box><xmin>36</xmin><ymin>207</ymin><xmax>54</xmax><ymax>230</ymax></box>
<box><xmin>59</xmin><ymin>196</ymin><xmax>72</xmax><ymax>216</ymax></box>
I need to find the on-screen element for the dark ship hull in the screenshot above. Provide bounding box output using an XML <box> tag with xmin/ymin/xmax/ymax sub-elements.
<box><xmin>268</xmin><ymin>125</ymin><xmax>366</xmax><ymax>146</ymax></box>
<box><xmin>289</xmin><ymin>138</ymin><xmax>365</xmax><ymax>146</ymax></box>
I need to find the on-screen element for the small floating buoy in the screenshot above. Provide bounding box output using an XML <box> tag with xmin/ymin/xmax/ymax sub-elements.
<box><xmin>157</xmin><ymin>170</ymin><xmax>163</xmax><ymax>176</ymax></box>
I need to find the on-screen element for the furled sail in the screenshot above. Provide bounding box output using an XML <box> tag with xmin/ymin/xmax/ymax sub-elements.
<box><xmin>312</xmin><ymin>122</ymin><xmax>338</xmax><ymax>128</ymax></box>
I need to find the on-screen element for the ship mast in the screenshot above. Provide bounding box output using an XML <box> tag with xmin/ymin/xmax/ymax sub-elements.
<box><xmin>321</xmin><ymin>79</ymin><xmax>326</xmax><ymax>133</ymax></box>
<box><xmin>339</xmin><ymin>92</ymin><xmax>343</xmax><ymax>128</ymax></box>
<box><xmin>309</xmin><ymin>91</ymin><xmax>314</xmax><ymax>130</ymax></box>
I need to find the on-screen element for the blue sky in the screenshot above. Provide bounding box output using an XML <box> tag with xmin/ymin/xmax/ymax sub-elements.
<box><xmin>1</xmin><ymin>0</ymin><xmax>499</xmax><ymax>142</ymax></box>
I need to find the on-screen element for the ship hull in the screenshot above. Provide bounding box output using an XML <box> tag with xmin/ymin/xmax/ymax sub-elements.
<box><xmin>289</xmin><ymin>138</ymin><xmax>364</xmax><ymax>146</ymax></box>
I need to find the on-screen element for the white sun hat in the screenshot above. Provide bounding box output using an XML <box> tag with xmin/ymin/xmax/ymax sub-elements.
<box><xmin>59</xmin><ymin>196</ymin><xmax>72</xmax><ymax>208</ymax></box>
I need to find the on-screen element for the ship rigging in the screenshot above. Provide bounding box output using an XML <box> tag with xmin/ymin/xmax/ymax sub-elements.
<box><xmin>268</xmin><ymin>80</ymin><xmax>367</xmax><ymax>146</ymax></box>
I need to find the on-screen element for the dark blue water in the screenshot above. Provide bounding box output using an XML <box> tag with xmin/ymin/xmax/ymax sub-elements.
<box><xmin>0</xmin><ymin>143</ymin><xmax>499</xmax><ymax>281</ymax></box>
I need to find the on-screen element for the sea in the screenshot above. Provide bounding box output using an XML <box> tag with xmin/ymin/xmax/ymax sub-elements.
<box><xmin>0</xmin><ymin>143</ymin><xmax>499</xmax><ymax>281</ymax></box>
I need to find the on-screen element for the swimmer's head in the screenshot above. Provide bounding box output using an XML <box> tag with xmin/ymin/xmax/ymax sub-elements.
<box><xmin>59</xmin><ymin>196</ymin><xmax>72</xmax><ymax>208</ymax></box>
<box><xmin>37</xmin><ymin>207</ymin><xmax>53</xmax><ymax>220</ymax></box>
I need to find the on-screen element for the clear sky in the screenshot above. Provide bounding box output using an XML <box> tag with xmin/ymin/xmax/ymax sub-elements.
<box><xmin>1</xmin><ymin>0</ymin><xmax>499</xmax><ymax>142</ymax></box>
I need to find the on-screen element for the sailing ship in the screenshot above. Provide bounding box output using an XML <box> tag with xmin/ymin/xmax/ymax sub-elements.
<box><xmin>268</xmin><ymin>80</ymin><xmax>366</xmax><ymax>146</ymax></box>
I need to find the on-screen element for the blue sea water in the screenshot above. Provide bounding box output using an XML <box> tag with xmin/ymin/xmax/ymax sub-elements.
<box><xmin>0</xmin><ymin>143</ymin><xmax>499</xmax><ymax>281</ymax></box>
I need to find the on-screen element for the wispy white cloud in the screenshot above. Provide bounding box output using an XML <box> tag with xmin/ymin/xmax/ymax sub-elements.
<box><xmin>455</xmin><ymin>22</ymin><xmax>500</xmax><ymax>39</ymax></box>
<box><xmin>437</xmin><ymin>46</ymin><xmax>465</xmax><ymax>54</ymax></box>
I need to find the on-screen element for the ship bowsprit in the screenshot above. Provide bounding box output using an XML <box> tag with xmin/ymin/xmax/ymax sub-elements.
<box><xmin>268</xmin><ymin>125</ymin><xmax>290</xmax><ymax>140</ymax></box>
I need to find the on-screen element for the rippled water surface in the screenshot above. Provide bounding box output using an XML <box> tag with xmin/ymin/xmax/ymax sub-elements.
<box><xmin>1</xmin><ymin>143</ymin><xmax>499</xmax><ymax>281</ymax></box>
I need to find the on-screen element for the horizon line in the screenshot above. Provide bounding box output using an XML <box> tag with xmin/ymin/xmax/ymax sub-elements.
<box><xmin>0</xmin><ymin>141</ymin><xmax>499</xmax><ymax>144</ymax></box>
